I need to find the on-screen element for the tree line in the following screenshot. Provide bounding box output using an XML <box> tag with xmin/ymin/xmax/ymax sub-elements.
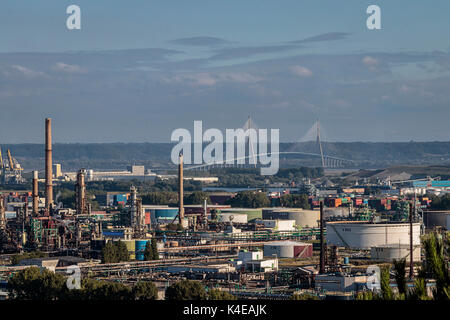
<box><xmin>7</xmin><ymin>269</ymin><xmax>235</xmax><ymax>300</ymax></box>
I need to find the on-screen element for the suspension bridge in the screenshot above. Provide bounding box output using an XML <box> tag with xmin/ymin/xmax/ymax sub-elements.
<box><xmin>184</xmin><ymin>117</ymin><xmax>354</xmax><ymax>171</ymax></box>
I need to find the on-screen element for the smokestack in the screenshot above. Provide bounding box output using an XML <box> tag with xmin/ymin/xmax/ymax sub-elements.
<box><xmin>45</xmin><ymin>118</ymin><xmax>53</xmax><ymax>214</ymax></box>
<box><xmin>319</xmin><ymin>201</ymin><xmax>326</xmax><ymax>274</ymax></box>
<box><xmin>409</xmin><ymin>201</ymin><xmax>414</xmax><ymax>279</ymax></box>
<box><xmin>178</xmin><ymin>152</ymin><xmax>184</xmax><ymax>224</ymax></box>
<box><xmin>76</xmin><ymin>169</ymin><xmax>87</xmax><ymax>215</ymax></box>
<box><xmin>32</xmin><ymin>170</ymin><xmax>39</xmax><ymax>216</ymax></box>
<box><xmin>0</xmin><ymin>196</ymin><xmax>5</xmax><ymax>229</ymax></box>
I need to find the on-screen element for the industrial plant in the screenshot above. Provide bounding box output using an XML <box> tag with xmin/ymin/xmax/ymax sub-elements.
<box><xmin>0</xmin><ymin>118</ymin><xmax>448</xmax><ymax>301</ymax></box>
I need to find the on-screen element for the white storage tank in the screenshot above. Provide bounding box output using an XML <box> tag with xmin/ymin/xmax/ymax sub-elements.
<box><xmin>370</xmin><ymin>244</ymin><xmax>421</xmax><ymax>262</ymax></box>
<box><xmin>263</xmin><ymin>241</ymin><xmax>313</xmax><ymax>258</ymax></box>
<box><xmin>262</xmin><ymin>208</ymin><xmax>319</xmax><ymax>228</ymax></box>
<box><xmin>326</xmin><ymin>221</ymin><xmax>421</xmax><ymax>249</ymax></box>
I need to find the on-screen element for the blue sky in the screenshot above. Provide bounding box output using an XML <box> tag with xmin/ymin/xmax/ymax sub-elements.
<box><xmin>0</xmin><ymin>1</ymin><xmax>449</xmax><ymax>142</ymax></box>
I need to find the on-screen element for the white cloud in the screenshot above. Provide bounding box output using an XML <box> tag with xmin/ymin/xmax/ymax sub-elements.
<box><xmin>219</xmin><ymin>72</ymin><xmax>263</xmax><ymax>83</ymax></box>
<box><xmin>11</xmin><ymin>65</ymin><xmax>47</xmax><ymax>78</ymax></box>
<box><xmin>52</xmin><ymin>62</ymin><xmax>85</xmax><ymax>74</ymax></box>
<box><xmin>290</xmin><ymin>65</ymin><xmax>313</xmax><ymax>77</ymax></box>
<box><xmin>173</xmin><ymin>73</ymin><xmax>216</xmax><ymax>86</ymax></box>
<box><xmin>362</xmin><ymin>56</ymin><xmax>380</xmax><ymax>71</ymax></box>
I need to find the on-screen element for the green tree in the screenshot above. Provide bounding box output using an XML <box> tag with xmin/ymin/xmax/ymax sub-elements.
<box><xmin>8</xmin><ymin>267</ymin><xmax>67</xmax><ymax>300</ymax></box>
<box><xmin>165</xmin><ymin>280</ymin><xmax>207</xmax><ymax>300</ymax></box>
<box><xmin>102</xmin><ymin>241</ymin><xmax>117</xmax><ymax>263</ymax></box>
<box><xmin>208</xmin><ymin>289</ymin><xmax>237</xmax><ymax>300</ymax></box>
<box><xmin>355</xmin><ymin>291</ymin><xmax>380</xmax><ymax>300</ymax></box>
<box><xmin>116</xmin><ymin>240</ymin><xmax>130</xmax><ymax>262</ymax></box>
<box><xmin>184</xmin><ymin>191</ymin><xmax>211</xmax><ymax>205</ymax></box>
<box><xmin>144</xmin><ymin>240</ymin><xmax>153</xmax><ymax>261</ymax></box>
<box><xmin>380</xmin><ymin>266</ymin><xmax>393</xmax><ymax>300</ymax></box>
<box><xmin>226</xmin><ymin>191</ymin><xmax>269</xmax><ymax>208</ymax></box>
<box><xmin>393</xmin><ymin>259</ymin><xmax>407</xmax><ymax>296</ymax></box>
<box><xmin>102</xmin><ymin>240</ymin><xmax>129</xmax><ymax>263</ymax></box>
<box><xmin>279</xmin><ymin>194</ymin><xmax>309</xmax><ymax>209</ymax></box>
<box><xmin>80</xmin><ymin>278</ymin><xmax>131</xmax><ymax>300</ymax></box>
<box><xmin>409</xmin><ymin>268</ymin><xmax>430</xmax><ymax>300</ymax></box>
<box><xmin>132</xmin><ymin>281</ymin><xmax>158</xmax><ymax>300</ymax></box>
<box><xmin>423</xmin><ymin>233</ymin><xmax>450</xmax><ymax>300</ymax></box>
<box><xmin>151</xmin><ymin>238</ymin><xmax>159</xmax><ymax>260</ymax></box>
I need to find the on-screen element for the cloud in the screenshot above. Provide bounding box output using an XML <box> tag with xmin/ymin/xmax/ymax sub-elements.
<box><xmin>10</xmin><ymin>65</ymin><xmax>47</xmax><ymax>78</ymax></box>
<box><xmin>172</xmin><ymin>73</ymin><xmax>217</xmax><ymax>86</ymax></box>
<box><xmin>210</xmin><ymin>45</ymin><xmax>298</xmax><ymax>60</ymax></box>
<box><xmin>170</xmin><ymin>36</ymin><xmax>230</xmax><ymax>47</ymax></box>
<box><xmin>218</xmin><ymin>72</ymin><xmax>264</xmax><ymax>83</ymax></box>
<box><xmin>290</xmin><ymin>65</ymin><xmax>313</xmax><ymax>77</ymax></box>
<box><xmin>291</xmin><ymin>32</ymin><xmax>350</xmax><ymax>44</ymax></box>
<box><xmin>165</xmin><ymin>72</ymin><xmax>263</xmax><ymax>86</ymax></box>
<box><xmin>362</xmin><ymin>56</ymin><xmax>380</xmax><ymax>71</ymax></box>
<box><xmin>52</xmin><ymin>62</ymin><xmax>86</xmax><ymax>74</ymax></box>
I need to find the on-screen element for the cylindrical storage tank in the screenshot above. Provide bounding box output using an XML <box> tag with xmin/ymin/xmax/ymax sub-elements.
<box><xmin>262</xmin><ymin>208</ymin><xmax>319</xmax><ymax>228</ymax></box>
<box><xmin>263</xmin><ymin>241</ymin><xmax>313</xmax><ymax>258</ymax></box>
<box><xmin>326</xmin><ymin>221</ymin><xmax>421</xmax><ymax>249</ymax></box>
<box><xmin>123</xmin><ymin>240</ymin><xmax>136</xmax><ymax>260</ymax></box>
<box><xmin>135</xmin><ymin>240</ymin><xmax>148</xmax><ymax>261</ymax></box>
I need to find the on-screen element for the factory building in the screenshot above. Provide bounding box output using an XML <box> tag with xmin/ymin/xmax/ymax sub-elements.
<box><xmin>326</xmin><ymin>221</ymin><xmax>421</xmax><ymax>249</ymax></box>
<box><xmin>370</xmin><ymin>244</ymin><xmax>421</xmax><ymax>262</ymax></box>
<box><xmin>262</xmin><ymin>208</ymin><xmax>319</xmax><ymax>228</ymax></box>
<box><xmin>315</xmin><ymin>274</ymin><xmax>368</xmax><ymax>292</ymax></box>
<box><xmin>255</xmin><ymin>219</ymin><xmax>296</xmax><ymax>231</ymax></box>
<box><xmin>65</xmin><ymin>165</ymin><xmax>157</xmax><ymax>182</ymax></box>
<box><xmin>263</xmin><ymin>241</ymin><xmax>313</xmax><ymax>259</ymax></box>
<box><xmin>214</xmin><ymin>212</ymin><xmax>248</xmax><ymax>224</ymax></box>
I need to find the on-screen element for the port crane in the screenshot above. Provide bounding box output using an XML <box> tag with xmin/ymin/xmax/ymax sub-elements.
<box><xmin>0</xmin><ymin>147</ymin><xmax>25</xmax><ymax>184</ymax></box>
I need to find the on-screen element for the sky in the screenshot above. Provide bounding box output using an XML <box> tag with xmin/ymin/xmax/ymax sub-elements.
<box><xmin>0</xmin><ymin>0</ymin><xmax>449</xmax><ymax>143</ymax></box>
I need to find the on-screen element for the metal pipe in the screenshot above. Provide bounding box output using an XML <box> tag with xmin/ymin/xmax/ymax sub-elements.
<box><xmin>178</xmin><ymin>152</ymin><xmax>184</xmax><ymax>224</ymax></box>
<box><xmin>45</xmin><ymin>118</ymin><xmax>53</xmax><ymax>214</ymax></box>
<box><xmin>319</xmin><ymin>201</ymin><xmax>325</xmax><ymax>274</ymax></box>
<box><xmin>32</xmin><ymin>170</ymin><xmax>39</xmax><ymax>216</ymax></box>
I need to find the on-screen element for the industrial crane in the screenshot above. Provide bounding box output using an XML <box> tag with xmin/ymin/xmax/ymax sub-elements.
<box><xmin>0</xmin><ymin>148</ymin><xmax>25</xmax><ymax>184</ymax></box>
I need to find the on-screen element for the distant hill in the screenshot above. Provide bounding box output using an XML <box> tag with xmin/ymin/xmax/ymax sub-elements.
<box><xmin>1</xmin><ymin>141</ymin><xmax>449</xmax><ymax>171</ymax></box>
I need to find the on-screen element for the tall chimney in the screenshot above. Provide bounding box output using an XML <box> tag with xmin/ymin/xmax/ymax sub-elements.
<box><xmin>76</xmin><ymin>169</ymin><xmax>87</xmax><ymax>215</ymax></box>
<box><xmin>178</xmin><ymin>152</ymin><xmax>184</xmax><ymax>224</ymax></box>
<box><xmin>32</xmin><ymin>170</ymin><xmax>39</xmax><ymax>216</ymax></box>
<box><xmin>319</xmin><ymin>201</ymin><xmax>326</xmax><ymax>274</ymax></box>
<box><xmin>0</xmin><ymin>196</ymin><xmax>5</xmax><ymax>229</ymax></box>
<box><xmin>45</xmin><ymin>118</ymin><xmax>53</xmax><ymax>214</ymax></box>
